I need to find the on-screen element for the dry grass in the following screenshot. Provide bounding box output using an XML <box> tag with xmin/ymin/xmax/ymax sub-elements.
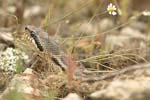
<box><xmin>0</xmin><ymin>0</ymin><xmax>150</xmax><ymax>99</ymax></box>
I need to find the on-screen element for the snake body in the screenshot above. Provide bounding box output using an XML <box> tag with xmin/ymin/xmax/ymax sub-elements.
<box><xmin>25</xmin><ymin>25</ymin><xmax>67</xmax><ymax>71</ymax></box>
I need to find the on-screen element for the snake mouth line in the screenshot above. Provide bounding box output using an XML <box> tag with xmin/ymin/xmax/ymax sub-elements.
<box><xmin>25</xmin><ymin>32</ymin><xmax>44</xmax><ymax>51</ymax></box>
<box><xmin>30</xmin><ymin>33</ymin><xmax>44</xmax><ymax>51</ymax></box>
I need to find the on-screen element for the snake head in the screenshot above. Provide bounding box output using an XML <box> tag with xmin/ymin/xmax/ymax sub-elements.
<box><xmin>25</xmin><ymin>25</ymin><xmax>44</xmax><ymax>51</ymax></box>
<box><xmin>25</xmin><ymin>25</ymin><xmax>38</xmax><ymax>37</ymax></box>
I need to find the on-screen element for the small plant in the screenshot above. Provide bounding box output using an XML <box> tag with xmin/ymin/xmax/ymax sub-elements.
<box><xmin>3</xmin><ymin>89</ymin><xmax>25</xmax><ymax>100</ymax></box>
<box><xmin>45</xmin><ymin>90</ymin><xmax>58</xmax><ymax>100</ymax></box>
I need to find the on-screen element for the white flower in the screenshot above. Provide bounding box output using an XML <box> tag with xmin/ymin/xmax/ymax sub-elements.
<box><xmin>142</xmin><ymin>11</ymin><xmax>150</xmax><ymax>16</ymax></box>
<box><xmin>107</xmin><ymin>3</ymin><xmax>117</xmax><ymax>16</ymax></box>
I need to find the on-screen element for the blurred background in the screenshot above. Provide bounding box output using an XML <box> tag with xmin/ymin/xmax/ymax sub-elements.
<box><xmin>0</xmin><ymin>0</ymin><xmax>150</xmax><ymax>99</ymax></box>
<box><xmin>0</xmin><ymin>0</ymin><xmax>149</xmax><ymax>70</ymax></box>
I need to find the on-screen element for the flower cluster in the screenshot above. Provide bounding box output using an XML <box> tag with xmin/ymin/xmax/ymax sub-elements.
<box><xmin>0</xmin><ymin>48</ymin><xmax>28</xmax><ymax>72</ymax></box>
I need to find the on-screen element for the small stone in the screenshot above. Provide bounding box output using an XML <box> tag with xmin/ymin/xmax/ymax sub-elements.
<box><xmin>62</xmin><ymin>93</ymin><xmax>82</xmax><ymax>100</ymax></box>
<box><xmin>0</xmin><ymin>43</ymin><xmax>7</xmax><ymax>51</ymax></box>
<box><xmin>24</xmin><ymin>6</ymin><xmax>43</xmax><ymax>19</ymax></box>
<box><xmin>129</xmin><ymin>21</ymin><xmax>147</xmax><ymax>32</ymax></box>
<box><xmin>98</xmin><ymin>18</ymin><xmax>114</xmax><ymax>32</ymax></box>
<box><xmin>23</xmin><ymin>68</ymin><xmax>33</xmax><ymax>74</ymax></box>
<box><xmin>121</xmin><ymin>27</ymin><xmax>146</xmax><ymax>40</ymax></box>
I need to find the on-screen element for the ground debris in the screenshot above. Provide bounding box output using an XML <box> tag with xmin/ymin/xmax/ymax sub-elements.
<box><xmin>62</xmin><ymin>93</ymin><xmax>82</xmax><ymax>100</ymax></box>
<box><xmin>88</xmin><ymin>77</ymin><xmax>150</xmax><ymax>100</ymax></box>
<box><xmin>0</xmin><ymin>68</ymin><xmax>46</xmax><ymax>100</ymax></box>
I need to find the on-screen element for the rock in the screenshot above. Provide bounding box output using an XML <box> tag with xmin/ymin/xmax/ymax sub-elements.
<box><xmin>0</xmin><ymin>31</ymin><xmax>14</xmax><ymax>47</ymax></box>
<box><xmin>129</xmin><ymin>21</ymin><xmax>147</xmax><ymax>32</ymax></box>
<box><xmin>98</xmin><ymin>18</ymin><xmax>114</xmax><ymax>32</ymax></box>
<box><xmin>23</xmin><ymin>5</ymin><xmax>44</xmax><ymax>19</ymax></box>
<box><xmin>76</xmin><ymin>22</ymin><xmax>97</xmax><ymax>35</ymax></box>
<box><xmin>0</xmin><ymin>43</ymin><xmax>7</xmax><ymax>51</ymax></box>
<box><xmin>0</xmin><ymin>31</ymin><xmax>14</xmax><ymax>42</ymax></box>
<box><xmin>105</xmin><ymin>26</ymin><xmax>147</xmax><ymax>52</ymax></box>
<box><xmin>62</xmin><ymin>93</ymin><xmax>82</xmax><ymax>100</ymax></box>
<box><xmin>0</xmin><ymin>68</ymin><xmax>46</xmax><ymax>100</ymax></box>
<box><xmin>105</xmin><ymin>35</ymin><xmax>130</xmax><ymax>51</ymax></box>
<box><xmin>6</xmin><ymin>6</ymin><xmax>16</xmax><ymax>13</ymax></box>
<box><xmin>88</xmin><ymin>78</ymin><xmax>150</xmax><ymax>100</ymax></box>
<box><xmin>120</xmin><ymin>27</ymin><xmax>146</xmax><ymax>40</ymax></box>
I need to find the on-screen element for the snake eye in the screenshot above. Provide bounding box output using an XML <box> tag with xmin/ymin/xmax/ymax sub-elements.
<box><xmin>30</xmin><ymin>31</ymin><xmax>36</xmax><ymax>37</ymax></box>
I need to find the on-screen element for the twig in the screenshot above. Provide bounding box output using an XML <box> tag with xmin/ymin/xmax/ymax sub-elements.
<box><xmin>81</xmin><ymin>63</ymin><xmax>150</xmax><ymax>82</ymax></box>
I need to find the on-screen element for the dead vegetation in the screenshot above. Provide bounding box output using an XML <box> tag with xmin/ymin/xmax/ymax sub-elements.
<box><xmin>0</xmin><ymin>0</ymin><xmax>150</xmax><ymax>100</ymax></box>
